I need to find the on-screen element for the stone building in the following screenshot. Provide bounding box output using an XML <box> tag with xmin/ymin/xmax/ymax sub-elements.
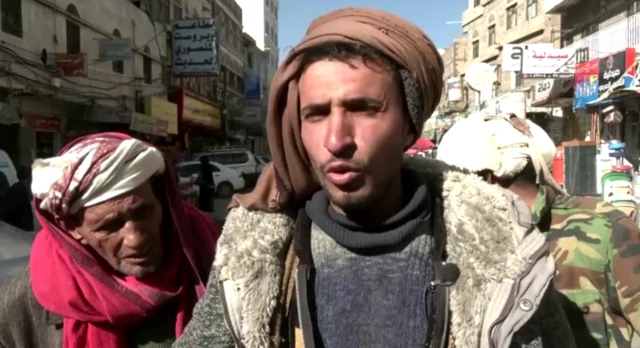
<box><xmin>461</xmin><ymin>0</ymin><xmax>561</xmax><ymax>101</ymax></box>
<box><xmin>438</xmin><ymin>36</ymin><xmax>469</xmax><ymax>115</ymax></box>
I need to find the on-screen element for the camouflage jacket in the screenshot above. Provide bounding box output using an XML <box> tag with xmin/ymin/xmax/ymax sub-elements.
<box><xmin>533</xmin><ymin>186</ymin><xmax>640</xmax><ymax>348</ymax></box>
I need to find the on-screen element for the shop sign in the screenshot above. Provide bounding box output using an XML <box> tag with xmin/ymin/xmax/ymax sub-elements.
<box><xmin>183</xmin><ymin>96</ymin><xmax>221</xmax><ymax>130</ymax></box>
<box><xmin>244</xmin><ymin>75</ymin><xmax>261</xmax><ymax>101</ymax></box>
<box><xmin>55</xmin><ymin>53</ymin><xmax>88</xmax><ymax>76</ymax></box>
<box><xmin>597</xmin><ymin>48</ymin><xmax>636</xmax><ymax>95</ymax></box>
<box><xmin>130</xmin><ymin>112</ymin><xmax>167</xmax><ymax>136</ymax></box>
<box><xmin>502</xmin><ymin>44</ymin><xmax>553</xmax><ymax>72</ymax></box>
<box><xmin>0</xmin><ymin>103</ymin><xmax>19</xmax><ymax>125</ymax></box>
<box><xmin>521</xmin><ymin>48</ymin><xmax>576</xmax><ymax>78</ymax></box>
<box><xmin>574</xmin><ymin>58</ymin><xmax>599</xmax><ymax>109</ymax></box>
<box><xmin>21</xmin><ymin>112</ymin><xmax>61</xmax><ymax>132</ymax></box>
<box><xmin>446</xmin><ymin>77</ymin><xmax>462</xmax><ymax>102</ymax></box>
<box><xmin>144</xmin><ymin>97</ymin><xmax>178</xmax><ymax>134</ymax></box>
<box><xmin>98</xmin><ymin>38</ymin><xmax>133</xmax><ymax>61</ymax></box>
<box><xmin>171</xmin><ymin>19</ymin><xmax>220</xmax><ymax>76</ymax></box>
<box><xmin>534</xmin><ymin>79</ymin><xmax>554</xmax><ymax>103</ymax></box>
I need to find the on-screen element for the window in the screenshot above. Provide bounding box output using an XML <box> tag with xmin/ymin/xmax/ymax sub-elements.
<box><xmin>526</xmin><ymin>0</ymin><xmax>538</xmax><ymax>20</ymax></box>
<box><xmin>265</xmin><ymin>21</ymin><xmax>269</xmax><ymax>35</ymax></box>
<box><xmin>143</xmin><ymin>46</ymin><xmax>152</xmax><ymax>84</ymax></box>
<box><xmin>1</xmin><ymin>0</ymin><xmax>22</xmax><ymax>37</ymax></box>
<box><xmin>628</xmin><ymin>1</ymin><xmax>640</xmax><ymax>16</ymax></box>
<box><xmin>66</xmin><ymin>5</ymin><xmax>81</xmax><ymax>54</ymax></box>
<box><xmin>488</xmin><ymin>25</ymin><xmax>496</xmax><ymax>46</ymax></box>
<box><xmin>507</xmin><ymin>5</ymin><xmax>517</xmax><ymax>29</ymax></box>
<box><xmin>582</xmin><ymin>23</ymin><xmax>598</xmax><ymax>37</ymax></box>
<box><xmin>178</xmin><ymin>164</ymin><xmax>200</xmax><ymax>177</ymax></box>
<box><xmin>474</xmin><ymin>0</ymin><xmax>481</xmax><ymax>6</ymax></box>
<box><xmin>274</xmin><ymin>30</ymin><xmax>278</xmax><ymax>46</ymax></box>
<box><xmin>173</xmin><ymin>4</ymin><xmax>182</xmax><ymax>19</ymax></box>
<box><xmin>562</xmin><ymin>35</ymin><xmax>574</xmax><ymax>48</ymax></box>
<box><xmin>211</xmin><ymin>152</ymin><xmax>249</xmax><ymax>165</ymax></box>
<box><xmin>111</xmin><ymin>29</ymin><xmax>124</xmax><ymax>74</ymax></box>
<box><xmin>472</xmin><ymin>40</ymin><xmax>479</xmax><ymax>59</ymax></box>
<box><xmin>247</xmin><ymin>52</ymin><xmax>254</xmax><ymax>69</ymax></box>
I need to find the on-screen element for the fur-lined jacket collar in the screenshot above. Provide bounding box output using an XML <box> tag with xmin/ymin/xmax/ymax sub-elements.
<box><xmin>214</xmin><ymin>157</ymin><xmax>555</xmax><ymax>348</ymax></box>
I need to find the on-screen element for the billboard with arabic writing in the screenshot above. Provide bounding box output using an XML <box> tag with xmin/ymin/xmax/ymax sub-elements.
<box><xmin>171</xmin><ymin>19</ymin><xmax>220</xmax><ymax>76</ymax></box>
<box><xmin>521</xmin><ymin>48</ymin><xmax>575</xmax><ymax>78</ymax></box>
<box><xmin>597</xmin><ymin>48</ymin><xmax>635</xmax><ymax>96</ymax></box>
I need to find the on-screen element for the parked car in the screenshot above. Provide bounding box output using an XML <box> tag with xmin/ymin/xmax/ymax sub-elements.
<box><xmin>192</xmin><ymin>148</ymin><xmax>261</xmax><ymax>185</ymax></box>
<box><xmin>0</xmin><ymin>221</ymin><xmax>34</xmax><ymax>282</ymax></box>
<box><xmin>177</xmin><ymin>161</ymin><xmax>245</xmax><ymax>198</ymax></box>
<box><xmin>256</xmin><ymin>155</ymin><xmax>271</xmax><ymax>164</ymax></box>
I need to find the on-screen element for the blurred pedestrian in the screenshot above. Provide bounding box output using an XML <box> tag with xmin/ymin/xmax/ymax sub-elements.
<box><xmin>0</xmin><ymin>133</ymin><xmax>220</xmax><ymax>348</ymax></box>
<box><xmin>0</xmin><ymin>165</ymin><xmax>34</xmax><ymax>231</ymax></box>
<box><xmin>196</xmin><ymin>156</ymin><xmax>214</xmax><ymax>212</ymax></box>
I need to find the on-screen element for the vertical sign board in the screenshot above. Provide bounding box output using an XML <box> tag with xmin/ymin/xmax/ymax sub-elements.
<box><xmin>574</xmin><ymin>58</ymin><xmax>599</xmax><ymax>109</ymax></box>
<box><xmin>172</xmin><ymin>19</ymin><xmax>220</xmax><ymax>76</ymax></box>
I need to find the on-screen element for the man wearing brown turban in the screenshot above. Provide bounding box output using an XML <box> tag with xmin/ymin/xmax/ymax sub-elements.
<box><xmin>174</xmin><ymin>8</ymin><xmax>575</xmax><ymax>348</ymax></box>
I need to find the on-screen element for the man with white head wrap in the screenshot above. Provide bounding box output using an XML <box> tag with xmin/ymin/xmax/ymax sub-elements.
<box><xmin>0</xmin><ymin>133</ymin><xmax>221</xmax><ymax>348</ymax></box>
<box><xmin>438</xmin><ymin>114</ymin><xmax>640</xmax><ymax>348</ymax></box>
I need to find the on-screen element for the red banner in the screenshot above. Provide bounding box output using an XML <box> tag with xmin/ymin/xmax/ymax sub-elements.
<box><xmin>55</xmin><ymin>53</ymin><xmax>87</xmax><ymax>76</ymax></box>
<box><xmin>21</xmin><ymin>113</ymin><xmax>61</xmax><ymax>132</ymax></box>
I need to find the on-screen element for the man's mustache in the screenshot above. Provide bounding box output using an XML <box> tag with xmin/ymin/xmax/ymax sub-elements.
<box><xmin>319</xmin><ymin>159</ymin><xmax>366</xmax><ymax>173</ymax></box>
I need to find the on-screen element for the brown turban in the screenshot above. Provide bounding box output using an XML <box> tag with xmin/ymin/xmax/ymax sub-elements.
<box><xmin>230</xmin><ymin>7</ymin><xmax>444</xmax><ymax>212</ymax></box>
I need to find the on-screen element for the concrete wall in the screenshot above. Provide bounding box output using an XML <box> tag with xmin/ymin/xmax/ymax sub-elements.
<box><xmin>0</xmin><ymin>0</ymin><xmax>168</xmax><ymax>110</ymax></box>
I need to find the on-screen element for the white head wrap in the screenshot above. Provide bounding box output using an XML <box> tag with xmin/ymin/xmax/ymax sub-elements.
<box><xmin>31</xmin><ymin>137</ymin><xmax>165</xmax><ymax>216</ymax></box>
<box><xmin>437</xmin><ymin>114</ymin><xmax>564</xmax><ymax>193</ymax></box>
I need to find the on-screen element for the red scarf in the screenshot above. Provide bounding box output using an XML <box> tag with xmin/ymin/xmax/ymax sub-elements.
<box><xmin>29</xmin><ymin>133</ymin><xmax>219</xmax><ymax>348</ymax></box>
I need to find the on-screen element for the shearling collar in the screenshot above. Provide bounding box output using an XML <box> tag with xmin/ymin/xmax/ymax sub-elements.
<box><xmin>215</xmin><ymin>157</ymin><xmax>537</xmax><ymax>347</ymax></box>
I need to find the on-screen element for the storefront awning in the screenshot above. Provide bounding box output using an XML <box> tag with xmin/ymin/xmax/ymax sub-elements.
<box><xmin>586</xmin><ymin>88</ymin><xmax>640</xmax><ymax>107</ymax></box>
<box><xmin>530</xmin><ymin>78</ymin><xmax>574</xmax><ymax>108</ymax></box>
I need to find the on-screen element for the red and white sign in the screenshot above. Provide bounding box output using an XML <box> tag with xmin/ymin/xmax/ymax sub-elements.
<box><xmin>55</xmin><ymin>53</ymin><xmax>88</xmax><ymax>76</ymax></box>
<box><xmin>21</xmin><ymin>113</ymin><xmax>61</xmax><ymax>132</ymax></box>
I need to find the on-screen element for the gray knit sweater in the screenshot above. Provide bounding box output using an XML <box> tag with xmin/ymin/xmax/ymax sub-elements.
<box><xmin>305</xmin><ymin>177</ymin><xmax>433</xmax><ymax>348</ymax></box>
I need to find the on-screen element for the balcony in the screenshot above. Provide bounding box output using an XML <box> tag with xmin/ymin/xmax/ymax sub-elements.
<box><xmin>544</xmin><ymin>0</ymin><xmax>581</xmax><ymax>14</ymax></box>
<box><xmin>462</xmin><ymin>6</ymin><xmax>484</xmax><ymax>31</ymax></box>
<box><xmin>566</xmin><ymin>11</ymin><xmax>640</xmax><ymax>59</ymax></box>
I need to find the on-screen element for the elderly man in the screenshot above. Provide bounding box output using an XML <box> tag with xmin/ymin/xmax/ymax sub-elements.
<box><xmin>0</xmin><ymin>133</ymin><xmax>220</xmax><ymax>348</ymax></box>
<box><xmin>437</xmin><ymin>114</ymin><xmax>640</xmax><ymax>348</ymax></box>
<box><xmin>174</xmin><ymin>8</ymin><xmax>574</xmax><ymax>348</ymax></box>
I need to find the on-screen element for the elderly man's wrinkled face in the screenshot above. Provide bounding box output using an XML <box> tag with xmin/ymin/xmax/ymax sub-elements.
<box><xmin>299</xmin><ymin>58</ymin><xmax>414</xmax><ymax>213</ymax></box>
<box><xmin>67</xmin><ymin>181</ymin><xmax>164</xmax><ymax>278</ymax></box>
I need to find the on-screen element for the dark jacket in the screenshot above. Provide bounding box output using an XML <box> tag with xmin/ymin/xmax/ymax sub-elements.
<box><xmin>0</xmin><ymin>182</ymin><xmax>34</xmax><ymax>231</ymax></box>
<box><xmin>174</xmin><ymin>158</ymin><xmax>577</xmax><ymax>348</ymax></box>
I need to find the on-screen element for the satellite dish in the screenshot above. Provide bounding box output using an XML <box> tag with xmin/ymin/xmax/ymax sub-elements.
<box><xmin>465</xmin><ymin>63</ymin><xmax>497</xmax><ymax>92</ymax></box>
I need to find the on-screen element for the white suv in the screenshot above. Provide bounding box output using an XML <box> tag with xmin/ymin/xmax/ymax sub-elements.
<box><xmin>192</xmin><ymin>148</ymin><xmax>261</xmax><ymax>185</ymax></box>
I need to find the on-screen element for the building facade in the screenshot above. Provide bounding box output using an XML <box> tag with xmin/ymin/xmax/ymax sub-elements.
<box><xmin>462</xmin><ymin>0</ymin><xmax>560</xmax><ymax>104</ymax></box>
<box><xmin>213</xmin><ymin>0</ymin><xmax>245</xmax><ymax>118</ymax></box>
<box><xmin>0</xmin><ymin>0</ymin><xmax>169</xmax><ymax>166</ymax></box>
<box><xmin>235</xmin><ymin>0</ymin><xmax>279</xmax><ymax>83</ymax></box>
<box><xmin>438</xmin><ymin>36</ymin><xmax>469</xmax><ymax>115</ymax></box>
<box><xmin>547</xmin><ymin>0</ymin><xmax>640</xmax><ymax>163</ymax></box>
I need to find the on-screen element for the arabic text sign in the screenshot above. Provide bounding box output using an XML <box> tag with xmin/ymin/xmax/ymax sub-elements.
<box><xmin>574</xmin><ymin>58</ymin><xmax>599</xmax><ymax>109</ymax></box>
<box><xmin>502</xmin><ymin>44</ymin><xmax>553</xmax><ymax>72</ymax></box>
<box><xmin>521</xmin><ymin>48</ymin><xmax>576</xmax><ymax>78</ymax></box>
<box><xmin>171</xmin><ymin>19</ymin><xmax>219</xmax><ymax>76</ymax></box>
<box><xmin>597</xmin><ymin>48</ymin><xmax>636</xmax><ymax>96</ymax></box>
<box><xmin>98</xmin><ymin>38</ymin><xmax>132</xmax><ymax>61</ymax></box>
